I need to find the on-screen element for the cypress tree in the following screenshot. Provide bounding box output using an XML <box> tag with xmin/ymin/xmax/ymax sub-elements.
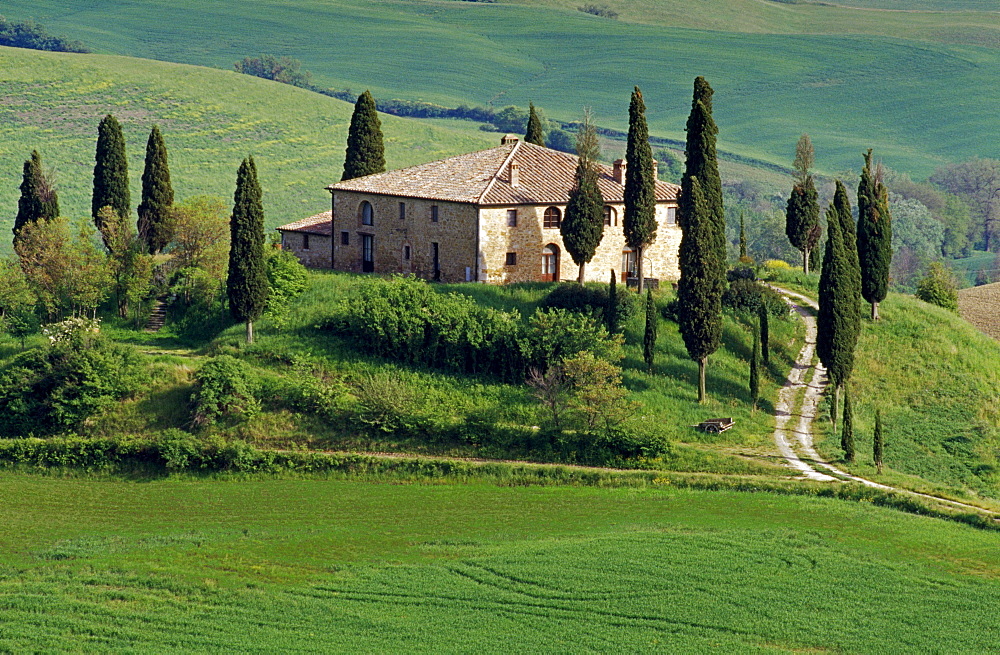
<box><xmin>561</xmin><ymin>109</ymin><xmax>604</xmax><ymax>282</ymax></box>
<box><xmin>341</xmin><ymin>90</ymin><xmax>385</xmax><ymax>181</ymax></box>
<box><xmin>785</xmin><ymin>176</ymin><xmax>820</xmax><ymax>273</ymax></box>
<box><xmin>643</xmin><ymin>288</ymin><xmax>657</xmax><ymax>372</ymax></box>
<box><xmin>623</xmin><ymin>86</ymin><xmax>658</xmax><ymax>292</ymax></box>
<box><xmin>841</xmin><ymin>387</ymin><xmax>855</xmax><ymax>462</ymax></box>
<box><xmin>92</xmin><ymin>114</ymin><xmax>130</xmax><ymax>235</ymax></box>
<box><xmin>137</xmin><ymin>125</ymin><xmax>174</xmax><ymax>254</ymax></box>
<box><xmin>873</xmin><ymin>409</ymin><xmax>884</xmax><ymax>474</ymax></box>
<box><xmin>749</xmin><ymin>324</ymin><xmax>760</xmax><ymax>411</ymax></box>
<box><xmin>857</xmin><ymin>149</ymin><xmax>892</xmax><ymax>320</ymax></box>
<box><xmin>525</xmin><ymin>102</ymin><xmax>545</xmax><ymax>146</ymax></box>
<box><xmin>738</xmin><ymin>211</ymin><xmax>748</xmax><ymax>261</ymax></box>
<box><xmin>677</xmin><ymin>77</ymin><xmax>726</xmax><ymax>403</ymax></box>
<box><xmin>13</xmin><ymin>150</ymin><xmax>58</xmax><ymax>244</ymax></box>
<box><xmin>606</xmin><ymin>269</ymin><xmax>619</xmax><ymax>334</ymax></box>
<box><xmin>228</xmin><ymin>156</ymin><xmax>269</xmax><ymax>344</ymax></box>
<box><xmin>758</xmin><ymin>302</ymin><xmax>769</xmax><ymax>366</ymax></box>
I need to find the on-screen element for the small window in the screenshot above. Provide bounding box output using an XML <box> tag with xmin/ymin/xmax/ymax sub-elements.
<box><xmin>303</xmin><ymin>233</ymin><xmax>311</xmax><ymax>250</ymax></box>
<box><xmin>360</xmin><ymin>201</ymin><xmax>373</xmax><ymax>226</ymax></box>
<box><xmin>341</xmin><ymin>231</ymin><xmax>350</xmax><ymax>245</ymax></box>
<box><xmin>505</xmin><ymin>252</ymin><xmax>517</xmax><ymax>266</ymax></box>
<box><xmin>543</xmin><ymin>206</ymin><xmax>561</xmax><ymax>229</ymax></box>
<box><xmin>399</xmin><ymin>202</ymin><xmax>406</xmax><ymax>220</ymax></box>
<box><xmin>604</xmin><ymin>206</ymin><xmax>616</xmax><ymax>227</ymax></box>
<box><xmin>667</xmin><ymin>207</ymin><xmax>677</xmax><ymax>225</ymax></box>
<box><xmin>431</xmin><ymin>205</ymin><xmax>439</xmax><ymax>222</ymax></box>
<box><xmin>507</xmin><ymin>209</ymin><xmax>518</xmax><ymax>227</ymax></box>
<box><xmin>404</xmin><ymin>245</ymin><xmax>411</xmax><ymax>260</ymax></box>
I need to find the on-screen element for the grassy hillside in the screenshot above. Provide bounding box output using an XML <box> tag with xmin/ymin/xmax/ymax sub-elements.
<box><xmin>4</xmin><ymin>0</ymin><xmax>1000</xmax><ymax>176</ymax></box>
<box><xmin>0</xmin><ymin>47</ymin><xmax>496</xmax><ymax>252</ymax></box>
<box><xmin>2</xmin><ymin>474</ymin><xmax>998</xmax><ymax>651</ymax></box>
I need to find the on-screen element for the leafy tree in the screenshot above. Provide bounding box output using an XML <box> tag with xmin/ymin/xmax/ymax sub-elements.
<box><xmin>99</xmin><ymin>207</ymin><xmax>152</xmax><ymax>320</ymax></box>
<box><xmin>66</xmin><ymin>219</ymin><xmax>112</xmax><ymax>318</ymax></box>
<box><xmin>14</xmin><ymin>216</ymin><xmax>72</xmax><ymax>319</ymax></box>
<box><xmin>785</xmin><ymin>176</ymin><xmax>820</xmax><ymax>273</ymax></box>
<box><xmin>915</xmin><ymin>262</ymin><xmax>958</xmax><ymax>312</ymax></box>
<box><xmin>841</xmin><ymin>387</ymin><xmax>855</xmax><ymax>462</ymax></box>
<box><xmin>228</xmin><ymin>157</ymin><xmax>269</xmax><ymax>344</ymax></box>
<box><xmin>525</xmin><ymin>102</ymin><xmax>545</xmax><ymax>146</ymax></box>
<box><xmin>137</xmin><ymin>125</ymin><xmax>174</xmax><ymax>253</ymax></box>
<box><xmin>561</xmin><ymin>109</ymin><xmax>605</xmax><ymax>282</ymax></box>
<box><xmin>749</xmin><ymin>323</ymin><xmax>760</xmax><ymax>411</ymax></box>
<box><xmin>0</xmin><ymin>258</ymin><xmax>37</xmax><ymax>347</ymax></box>
<box><xmin>817</xmin><ymin>181</ymin><xmax>861</xmax><ymax>429</ymax></box>
<box><xmin>929</xmin><ymin>158</ymin><xmax>1000</xmax><ymax>251</ymax></box>
<box><xmin>623</xmin><ymin>86</ymin><xmax>658</xmax><ymax>292</ymax></box>
<box><xmin>643</xmin><ymin>288</ymin><xmax>656</xmax><ymax>372</ymax></box>
<box><xmin>677</xmin><ymin>77</ymin><xmax>726</xmax><ymax>403</ymax></box>
<box><xmin>873</xmin><ymin>409</ymin><xmax>884</xmax><ymax>473</ymax></box>
<box><xmin>857</xmin><ymin>150</ymin><xmax>892</xmax><ymax>320</ymax></box>
<box><xmin>342</xmin><ymin>90</ymin><xmax>386</xmax><ymax>181</ymax></box>
<box><xmin>561</xmin><ymin>351</ymin><xmax>638</xmax><ymax>436</ymax></box>
<box><xmin>14</xmin><ymin>150</ymin><xmax>59</xmax><ymax>246</ymax></box>
<box><xmin>92</xmin><ymin>114</ymin><xmax>130</xmax><ymax>238</ymax></box>
<box><xmin>792</xmin><ymin>134</ymin><xmax>814</xmax><ymax>183</ymax></box>
<box><xmin>190</xmin><ymin>355</ymin><xmax>261</xmax><ymax>429</ymax></box>
<box><xmin>234</xmin><ymin>55</ymin><xmax>311</xmax><ymax>87</ymax></box>
<box><xmin>264</xmin><ymin>248</ymin><xmax>309</xmax><ymax>327</ymax></box>
<box><xmin>546</xmin><ymin>128</ymin><xmax>574</xmax><ymax>153</ymax></box>
<box><xmin>606</xmin><ymin>269</ymin><xmax>619</xmax><ymax>334</ymax></box>
<box><xmin>758</xmin><ymin>302</ymin><xmax>770</xmax><ymax>366</ymax></box>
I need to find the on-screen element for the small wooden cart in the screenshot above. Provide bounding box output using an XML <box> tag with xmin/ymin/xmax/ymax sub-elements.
<box><xmin>694</xmin><ymin>417</ymin><xmax>735</xmax><ymax>434</ymax></box>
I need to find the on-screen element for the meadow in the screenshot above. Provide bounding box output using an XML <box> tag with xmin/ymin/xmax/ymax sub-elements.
<box><xmin>1</xmin><ymin>473</ymin><xmax>999</xmax><ymax>651</ymax></box>
<box><xmin>3</xmin><ymin>0</ymin><xmax>1000</xmax><ymax>177</ymax></box>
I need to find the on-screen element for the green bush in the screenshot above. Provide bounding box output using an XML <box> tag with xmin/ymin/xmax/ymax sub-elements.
<box><xmin>915</xmin><ymin>262</ymin><xmax>959</xmax><ymax>312</ymax></box>
<box><xmin>540</xmin><ymin>281</ymin><xmax>636</xmax><ymax>324</ymax></box>
<box><xmin>190</xmin><ymin>355</ymin><xmax>261</xmax><ymax>428</ymax></box>
<box><xmin>722</xmin><ymin>279</ymin><xmax>788</xmax><ymax>318</ymax></box>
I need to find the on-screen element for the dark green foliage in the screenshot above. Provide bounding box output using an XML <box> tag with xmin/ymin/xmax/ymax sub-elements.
<box><xmin>561</xmin><ymin>111</ymin><xmax>604</xmax><ymax>280</ymax></box>
<box><xmin>0</xmin><ymin>323</ymin><xmax>146</xmax><ymax>436</ymax></box>
<box><xmin>341</xmin><ymin>90</ymin><xmax>386</xmax><ymax>181</ymax></box>
<box><xmin>643</xmin><ymin>289</ymin><xmax>656</xmax><ymax>371</ymax></box>
<box><xmin>785</xmin><ymin>176</ymin><xmax>820</xmax><ymax>272</ymax></box>
<box><xmin>915</xmin><ymin>262</ymin><xmax>958</xmax><ymax>311</ymax></box>
<box><xmin>857</xmin><ymin>150</ymin><xmax>892</xmax><ymax>319</ymax></box>
<box><xmin>546</xmin><ymin>128</ymin><xmax>574</xmax><ymax>153</ymax></box>
<box><xmin>234</xmin><ymin>55</ymin><xmax>311</xmax><ymax>88</ymax></box>
<box><xmin>264</xmin><ymin>248</ymin><xmax>309</xmax><ymax>325</ymax></box>
<box><xmin>817</xmin><ymin>180</ymin><xmax>862</xmax><ymax>390</ymax></box>
<box><xmin>227</xmin><ymin>157</ymin><xmax>269</xmax><ymax>338</ymax></box>
<box><xmin>758</xmin><ymin>302</ymin><xmax>770</xmax><ymax>365</ymax></box>
<box><xmin>137</xmin><ymin>126</ymin><xmax>174</xmax><ymax>254</ymax></box>
<box><xmin>841</xmin><ymin>388</ymin><xmax>855</xmax><ymax>462</ymax></box>
<box><xmin>14</xmin><ymin>150</ymin><xmax>58</xmax><ymax>243</ymax></box>
<box><xmin>606</xmin><ymin>270</ymin><xmax>619</xmax><ymax>333</ymax></box>
<box><xmin>331</xmin><ymin>277</ymin><xmax>620</xmax><ymax>383</ymax></box>
<box><xmin>749</xmin><ymin>325</ymin><xmax>760</xmax><ymax>410</ymax></box>
<box><xmin>190</xmin><ymin>355</ymin><xmax>261</xmax><ymax>428</ymax></box>
<box><xmin>738</xmin><ymin>212</ymin><xmax>748</xmax><ymax>260</ymax></box>
<box><xmin>0</xmin><ymin>16</ymin><xmax>88</xmax><ymax>52</ymax></box>
<box><xmin>623</xmin><ymin>86</ymin><xmax>657</xmax><ymax>288</ymax></box>
<box><xmin>721</xmin><ymin>279</ymin><xmax>786</xmax><ymax>317</ymax></box>
<box><xmin>542</xmin><ymin>281</ymin><xmax>636</xmax><ymax>324</ymax></box>
<box><xmin>874</xmin><ymin>409</ymin><xmax>885</xmax><ymax>473</ymax></box>
<box><xmin>524</xmin><ymin>102</ymin><xmax>545</xmax><ymax>145</ymax></box>
<box><xmin>92</xmin><ymin>114</ymin><xmax>130</xmax><ymax>233</ymax></box>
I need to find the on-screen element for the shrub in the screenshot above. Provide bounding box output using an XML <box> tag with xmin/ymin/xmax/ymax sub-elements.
<box><xmin>578</xmin><ymin>4</ymin><xmax>619</xmax><ymax>19</ymax></box>
<box><xmin>726</xmin><ymin>266</ymin><xmax>757</xmax><ymax>282</ymax></box>
<box><xmin>190</xmin><ymin>355</ymin><xmax>261</xmax><ymax>428</ymax></box>
<box><xmin>722</xmin><ymin>279</ymin><xmax>788</xmax><ymax>318</ymax></box>
<box><xmin>764</xmin><ymin>259</ymin><xmax>792</xmax><ymax>270</ymax></box>
<box><xmin>915</xmin><ymin>262</ymin><xmax>959</xmax><ymax>312</ymax></box>
<box><xmin>541</xmin><ymin>281</ymin><xmax>637</xmax><ymax>324</ymax></box>
<box><xmin>264</xmin><ymin>248</ymin><xmax>309</xmax><ymax>327</ymax></box>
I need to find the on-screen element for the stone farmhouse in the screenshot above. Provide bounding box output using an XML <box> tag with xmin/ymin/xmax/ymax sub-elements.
<box><xmin>277</xmin><ymin>135</ymin><xmax>681</xmax><ymax>284</ymax></box>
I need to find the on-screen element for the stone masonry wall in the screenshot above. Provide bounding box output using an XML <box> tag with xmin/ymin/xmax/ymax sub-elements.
<box><xmin>279</xmin><ymin>231</ymin><xmax>332</xmax><ymax>268</ymax></box>
<box><xmin>331</xmin><ymin>191</ymin><xmax>479</xmax><ymax>283</ymax></box>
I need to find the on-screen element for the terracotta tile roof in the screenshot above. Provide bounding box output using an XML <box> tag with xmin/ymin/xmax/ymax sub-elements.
<box><xmin>277</xmin><ymin>210</ymin><xmax>332</xmax><ymax>236</ymax></box>
<box><xmin>326</xmin><ymin>141</ymin><xmax>680</xmax><ymax>206</ymax></box>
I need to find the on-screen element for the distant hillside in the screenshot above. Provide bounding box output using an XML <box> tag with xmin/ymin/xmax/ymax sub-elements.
<box><xmin>0</xmin><ymin>47</ymin><xmax>496</xmax><ymax>253</ymax></box>
<box><xmin>2</xmin><ymin>0</ymin><xmax>1000</xmax><ymax>176</ymax></box>
<box><xmin>958</xmin><ymin>282</ymin><xmax>1000</xmax><ymax>341</ymax></box>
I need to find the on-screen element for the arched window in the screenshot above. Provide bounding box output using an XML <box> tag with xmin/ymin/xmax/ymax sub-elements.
<box><xmin>604</xmin><ymin>206</ymin><xmax>616</xmax><ymax>227</ymax></box>
<box><xmin>360</xmin><ymin>201</ymin><xmax>374</xmax><ymax>226</ymax></box>
<box><xmin>543</xmin><ymin>206</ymin><xmax>561</xmax><ymax>229</ymax></box>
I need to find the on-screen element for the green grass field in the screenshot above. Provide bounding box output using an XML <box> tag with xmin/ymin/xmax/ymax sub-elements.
<box><xmin>1</xmin><ymin>474</ymin><xmax>998</xmax><ymax>651</ymax></box>
<box><xmin>0</xmin><ymin>47</ymin><xmax>496</xmax><ymax>254</ymax></box>
<box><xmin>4</xmin><ymin>0</ymin><xmax>1000</xmax><ymax>177</ymax></box>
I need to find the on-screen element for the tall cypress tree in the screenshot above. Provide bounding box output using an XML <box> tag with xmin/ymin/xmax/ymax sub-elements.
<box><xmin>228</xmin><ymin>156</ymin><xmax>269</xmax><ymax>344</ymax></box>
<box><xmin>677</xmin><ymin>77</ymin><xmax>726</xmax><ymax>403</ymax></box>
<box><xmin>857</xmin><ymin>149</ymin><xmax>892</xmax><ymax>320</ymax></box>
<box><xmin>873</xmin><ymin>409</ymin><xmax>884</xmax><ymax>474</ymax></box>
<box><xmin>137</xmin><ymin>125</ymin><xmax>174</xmax><ymax>254</ymax></box>
<box><xmin>13</xmin><ymin>150</ymin><xmax>58</xmax><ymax>244</ymax></box>
<box><xmin>738</xmin><ymin>212</ymin><xmax>748</xmax><ymax>261</ymax></box>
<box><xmin>92</xmin><ymin>114</ymin><xmax>130</xmax><ymax>235</ymax></box>
<box><xmin>525</xmin><ymin>102</ymin><xmax>545</xmax><ymax>146</ymax></box>
<box><xmin>623</xmin><ymin>86</ymin><xmax>658</xmax><ymax>292</ymax></box>
<box><xmin>643</xmin><ymin>288</ymin><xmax>657</xmax><ymax>372</ymax></box>
<box><xmin>841</xmin><ymin>387</ymin><xmax>855</xmax><ymax>462</ymax></box>
<box><xmin>341</xmin><ymin>90</ymin><xmax>385</xmax><ymax>181</ymax></box>
<box><xmin>817</xmin><ymin>180</ymin><xmax>861</xmax><ymax>429</ymax></box>
<box><xmin>606</xmin><ymin>269</ymin><xmax>619</xmax><ymax>334</ymax></box>
<box><xmin>749</xmin><ymin>324</ymin><xmax>760</xmax><ymax>411</ymax></box>
<box><xmin>561</xmin><ymin>109</ymin><xmax>604</xmax><ymax>282</ymax></box>
<box><xmin>758</xmin><ymin>302</ymin><xmax>770</xmax><ymax>366</ymax></box>
<box><xmin>785</xmin><ymin>176</ymin><xmax>820</xmax><ymax>273</ymax></box>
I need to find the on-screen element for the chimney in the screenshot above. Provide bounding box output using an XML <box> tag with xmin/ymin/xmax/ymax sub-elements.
<box><xmin>501</xmin><ymin>134</ymin><xmax>520</xmax><ymax>146</ymax></box>
<box><xmin>613</xmin><ymin>159</ymin><xmax>626</xmax><ymax>185</ymax></box>
<box><xmin>509</xmin><ymin>160</ymin><xmax>520</xmax><ymax>187</ymax></box>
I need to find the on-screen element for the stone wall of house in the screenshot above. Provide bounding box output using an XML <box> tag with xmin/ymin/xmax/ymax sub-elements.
<box><xmin>331</xmin><ymin>191</ymin><xmax>479</xmax><ymax>282</ymax></box>
<box><xmin>478</xmin><ymin>202</ymin><xmax>681</xmax><ymax>284</ymax></box>
<box><xmin>279</xmin><ymin>231</ymin><xmax>332</xmax><ymax>268</ymax></box>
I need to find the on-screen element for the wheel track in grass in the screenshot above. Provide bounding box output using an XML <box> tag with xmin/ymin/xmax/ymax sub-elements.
<box><xmin>772</xmin><ymin>286</ymin><xmax>998</xmax><ymax>518</ymax></box>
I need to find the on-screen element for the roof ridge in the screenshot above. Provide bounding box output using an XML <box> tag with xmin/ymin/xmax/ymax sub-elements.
<box><xmin>477</xmin><ymin>141</ymin><xmax>520</xmax><ymax>205</ymax></box>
